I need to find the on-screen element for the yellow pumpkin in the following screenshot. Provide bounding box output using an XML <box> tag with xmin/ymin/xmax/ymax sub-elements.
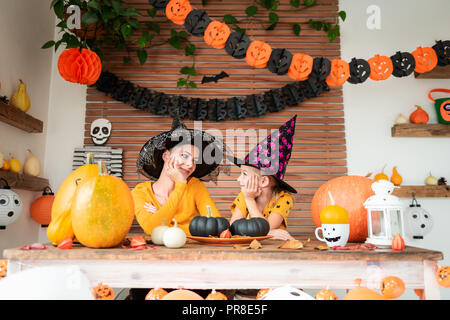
<box><xmin>47</xmin><ymin>154</ymin><xmax>98</xmax><ymax>245</ymax></box>
<box><xmin>71</xmin><ymin>161</ymin><xmax>134</xmax><ymax>248</ymax></box>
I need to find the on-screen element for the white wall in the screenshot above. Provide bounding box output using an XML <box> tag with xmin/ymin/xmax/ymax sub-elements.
<box><xmin>0</xmin><ymin>0</ymin><xmax>55</xmax><ymax>254</ymax></box>
<box><xmin>340</xmin><ymin>0</ymin><xmax>450</xmax><ymax>299</ymax></box>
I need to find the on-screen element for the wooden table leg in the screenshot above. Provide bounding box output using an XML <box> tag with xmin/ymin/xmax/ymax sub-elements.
<box><xmin>423</xmin><ymin>260</ymin><xmax>440</xmax><ymax>300</ymax></box>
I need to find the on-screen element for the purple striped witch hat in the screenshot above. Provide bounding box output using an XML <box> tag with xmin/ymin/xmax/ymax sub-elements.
<box><xmin>230</xmin><ymin>115</ymin><xmax>297</xmax><ymax>194</ymax></box>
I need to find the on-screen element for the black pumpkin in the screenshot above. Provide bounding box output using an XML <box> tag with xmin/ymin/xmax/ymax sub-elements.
<box><xmin>347</xmin><ymin>58</ymin><xmax>370</xmax><ymax>84</ymax></box>
<box><xmin>189</xmin><ymin>207</ymin><xmax>230</xmax><ymax>237</ymax></box>
<box><xmin>229</xmin><ymin>216</ymin><xmax>270</xmax><ymax>237</ymax></box>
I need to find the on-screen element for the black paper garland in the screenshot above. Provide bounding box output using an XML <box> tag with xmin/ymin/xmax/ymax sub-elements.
<box><xmin>92</xmin><ymin>71</ymin><xmax>329</xmax><ymax>122</ymax></box>
<box><xmin>310</xmin><ymin>57</ymin><xmax>332</xmax><ymax>81</ymax></box>
<box><xmin>268</xmin><ymin>49</ymin><xmax>293</xmax><ymax>75</ymax></box>
<box><xmin>148</xmin><ymin>0</ymin><xmax>170</xmax><ymax>10</ymax></box>
<box><xmin>184</xmin><ymin>9</ymin><xmax>211</xmax><ymax>37</ymax></box>
<box><xmin>224</xmin><ymin>32</ymin><xmax>251</xmax><ymax>59</ymax></box>
<box><xmin>432</xmin><ymin>40</ymin><xmax>450</xmax><ymax>66</ymax></box>
<box><xmin>390</xmin><ymin>51</ymin><xmax>416</xmax><ymax>78</ymax></box>
<box><xmin>348</xmin><ymin>58</ymin><xmax>371</xmax><ymax>84</ymax></box>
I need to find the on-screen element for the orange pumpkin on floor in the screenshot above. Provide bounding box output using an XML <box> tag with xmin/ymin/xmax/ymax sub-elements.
<box><xmin>380</xmin><ymin>276</ymin><xmax>405</xmax><ymax>299</ymax></box>
<box><xmin>165</xmin><ymin>0</ymin><xmax>193</xmax><ymax>25</ymax></box>
<box><xmin>0</xmin><ymin>260</ymin><xmax>7</xmax><ymax>278</ymax></box>
<box><xmin>145</xmin><ymin>288</ymin><xmax>169</xmax><ymax>300</ymax></box>
<box><xmin>204</xmin><ymin>21</ymin><xmax>231</xmax><ymax>49</ymax></box>
<box><xmin>436</xmin><ymin>266</ymin><xmax>450</xmax><ymax>288</ymax></box>
<box><xmin>245</xmin><ymin>41</ymin><xmax>272</xmax><ymax>68</ymax></box>
<box><xmin>57</xmin><ymin>48</ymin><xmax>102</xmax><ymax>85</ymax></box>
<box><xmin>206</xmin><ymin>289</ymin><xmax>228</xmax><ymax>300</ymax></box>
<box><xmin>326</xmin><ymin>58</ymin><xmax>350</xmax><ymax>86</ymax></box>
<box><xmin>311</xmin><ymin>175</ymin><xmax>375</xmax><ymax>242</ymax></box>
<box><xmin>288</xmin><ymin>53</ymin><xmax>313</xmax><ymax>81</ymax></box>
<box><xmin>71</xmin><ymin>161</ymin><xmax>135</xmax><ymax>248</ymax></box>
<box><xmin>412</xmin><ymin>46</ymin><xmax>438</xmax><ymax>73</ymax></box>
<box><xmin>343</xmin><ymin>279</ymin><xmax>385</xmax><ymax>300</ymax></box>
<box><xmin>161</xmin><ymin>289</ymin><xmax>204</xmax><ymax>300</ymax></box>
<box><xmin>93</xmin><ymin>282</ymin><xmax>114</xmax><ymax>300</ymax></box>
<box><xmin>368</xmin><ymin>54</ymin><xmax>393</xmax><ymax>81</ymax></box>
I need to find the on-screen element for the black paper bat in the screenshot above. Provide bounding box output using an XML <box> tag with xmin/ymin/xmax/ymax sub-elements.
<box><xmin>201</xmin><ymin>71</ymin><xmax>229</xmax><ymax>84</ymax></box>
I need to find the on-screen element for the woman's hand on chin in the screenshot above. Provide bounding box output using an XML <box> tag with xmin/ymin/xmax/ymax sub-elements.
<box><xmin>166</xmin><ymin>156</ymin><xmax>187</xmax><ymax>183</ymax></box>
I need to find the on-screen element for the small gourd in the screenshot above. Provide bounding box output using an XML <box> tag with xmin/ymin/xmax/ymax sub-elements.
<box><xmin>392</xmin><ymin>233</ymin><xmax>405</xmax><ymax>251</ymax></box>
<box><xmin>390</xmin><ymin>167</ymin><xmax>402</xmax><ymax>186</ymax></box>
<box><xmin>163</xmin><ymin>219</ymin><xmax>186</xmax><ymax>248</ymax></box>
<box><xmin>23</xmin><ymin>149</ymin><xmax>41</xmax><ymax>177</ymax></box>
<box><xmin>425</xmin><ymin>172</ymin><xmax>438</xmax><ymax>185</ymax></box>
<box><xmin>374</xmin><ymin>165</ymin><xmax>389</xmax><ymax>181</ymax></box>
<box><xmin>394</xmin><ymin>114</ymin><xmax>408</xmax><ymax>124</ymax></box>
<box><xmin>151</xmin><ymin>218</ymin><xmax>169</xmax><ymax>245</ymax></box>
<box><xmin>409</xmin><ymin>105</ymin><xmax>429</xmax><ymax>124</ymax></box>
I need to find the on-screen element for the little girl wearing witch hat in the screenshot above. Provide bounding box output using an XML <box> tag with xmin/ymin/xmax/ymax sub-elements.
<box><xmin>229</xmin><ymin>115</ymin><xmax>297</xmax><ymax>240</ymax></box>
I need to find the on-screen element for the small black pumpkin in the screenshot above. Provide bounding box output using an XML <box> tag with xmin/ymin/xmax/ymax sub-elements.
<box><xmin>347</xmin><ymin>58</ymin><xmax>370</xmax><ymax>84</ymax></box>
<box><xmin>189</xmin><ymin>206</ymin><xmax>230</xmax><ymax>237</ymax></box>
<box><xmin>229</xmin><ymin>216</ymin><xmax>270</xmax><ymax>237</ymax></box>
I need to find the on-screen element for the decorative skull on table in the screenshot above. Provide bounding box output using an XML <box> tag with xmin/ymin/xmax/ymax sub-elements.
<box><xmin>90</xmin><ymin>118</ymin><xmax>112</xmax><ymax>146</ymax></box>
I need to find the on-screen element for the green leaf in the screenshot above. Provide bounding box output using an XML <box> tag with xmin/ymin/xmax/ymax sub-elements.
<box><xmin>41</xmin><ymin>40</ymin><xmax>55</xmax><ymax>49</ymax></box>
<box><xmin>111</xmin><ymin>0</ymin><xmax>123</xmax><ymax>14</ymax></box>
<box><xmin>170</xmin><ymin>29</ymin><xmax>178</xmax><ymax>38</ymax></box>
<box><xmin>188</xmin><ymin>81</ymin><xmax>197</xmax><ymax>88</ymax></box>
<box><xmin>66</xmin><ymin>34</ymin><xmax>81</xmax><ymax>48</ymax></box>
<box><xmin>327</xmin><ymin>26</ymin><xmax>339</xmax><ymax>42</ymax></box>
<box><xmin>137</xmin><ymin>49</ymin><xmax>148</xmax><ymax>65</ymax></box>
<box><xmin>53</xmin><ymin>1</ymin><xmax>64</xmax><ymax>19</ymax></box>
<box><xmin>123</xmin><ymin>56</ymin><xmax>131</xmax><ymax>64</ymax></box>
<box><xmin>292</xmin><ymin>23</ymin><xmax>301</xmax><ymax>36</ymax></box>
<box><xmin>338</xmin><ymin>10</ymin><xmax>347</xmax><ymax>22</ymax></box>
<box><xmin>87</xmin><ymin>0</ymin><xmax>101</xmax><ymax>11</ymax></box>
<box><xmin>224</xmin><ymin>14</ymin><xmax>238</xmax><ymax>24</ymax></box>
<box><xmin>128</xmin><ymin>17</ymin><xmax>141</xmax><ymax>30</ymax></box>
<box><xmin>147</xmin><ymin>21</ymin><xmax>160</xmax><ymax>34</ymax></box>
<box><xmin>270</xmin><ymin>0</ymin><xmax>279</xmax><ymax>10</ymax></box>
<box><xmin>290</xmin><ymin>0</ymin><xmax>300</xmax><ymax>8</ymax></box>
<box><xmin>81</xmin><ymin>11</ymin><xmax>99</xmax><ymax>26</ymax></box>
<box><xmin>147</xmin><ymin>8</ymin><xmax>157</xmax><ymax>18</ymax></box>
<box><xmin>101</xmin><ymin>8</ymin><xmax>116</xmax><ymax>23</ymax></box>
<box><xmin>323</xmin><ymin>22</ymin><xmax>331</xmax><ymax>32</ymax></box>
<box><xmin>120</xmin><ymin>24</ymin><xmax>133</xmax><ymax>38</ymax></box>
<box><xmin>185</xmin><ymin>44</ymin><xmax>196</xmax><ymax>56</ymax></box>
<box><xmin>235</xmin><ymin>26</ymin><xmax>246</xmax><ymax>34</ymax></box>
<box><xmin>50</xmin><ymin>0</ymin><xmax>62</xmax><ymax>9</ymax></box>
<box><xmin>245</xmin><ymin>6</ymin><xmax>258</xmax><ymax>17</ymax></box>
<box><xmin>123</xmin><ymin>8</ymin><xmax>142</xmax><ymax>17</ymax></box>
<box><xmin>265</xmin><ymin>23</ymin><xmax>277</xmax><ymax>31</ymax></box>
<box><xmin>168</xmin><ymin>37</ymin><xmax>181</xmax><ymax>49</ymax></box>
<box><xmin>180</xmin><ymin>66</ymin><xmax>196</xmax><ymax>76</ymax></box>
<box><xmin>177</xmin><ymin>78</ymin><xmax>187</xmax><ymax>87</ymax></box>
<box><xmin>56</xmin><ymin>20</ymin><xmax>67</xmax><ymax>28</ymax></box>
<box><xmin>268</xmin><ymin>12</ymin><xmax>279</xmax><ymax>24</ymax></box>
<box><xmin>303</xmin><ymin>0</ymin><xmax>316</xmax><ymax>7</ymax></box>
<box><xmin>178</xmin><ymin>31</ymin><xmax>189</xmax><ymax>39</ymax></box>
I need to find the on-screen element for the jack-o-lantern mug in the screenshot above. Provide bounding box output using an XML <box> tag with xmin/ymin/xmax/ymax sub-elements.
<box><xmin>428</xmin><ymin>88</ymin><xmax>450</xmax><ymax>124</ymax></box>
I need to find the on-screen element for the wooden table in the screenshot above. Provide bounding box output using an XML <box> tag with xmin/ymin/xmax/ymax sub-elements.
<box><xmin>3</xmin><ymin>238</ymin><xmax>444</xmax><ymax>300</ymax></box>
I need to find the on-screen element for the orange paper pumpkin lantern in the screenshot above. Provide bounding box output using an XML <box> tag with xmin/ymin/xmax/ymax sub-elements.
<box><xmin>436</xmin><ymin>265</ymin><xmax>450</xmax><ymax>288</ymax></box>
<box><xmin>391</xmin><ymin>232</ymin><xmax>405</xmax><ymax>251</ymax></box>
<box><xmin>326</xmin><ymin>58</ymin><xmax>350</xmax><ymax>86</ymax></box>
<box><xmin>93</xmin><ymin>282</ymin><xmax>114</xmax><ymax>300</ymax></box>
<box><xmin>288</xmin><ymin>53</ymin><xmax>313</xmax><ymax>81</ymax></box>
<box><xmin>30</xmin><ymin>187</ymin><xmax>55</xmax><ymax>227</ymax></box>
<box><xmin>368</xmin><ymin>54</ymin><xmax>393</xmax><ymax>81</ymax></box>
<box><xmin>315</xmin><ymin>288</ymin><xmax>338</xmax><ymax>300</ymax></box>
<box><xmin>145</xmin><ymin>288</ymin><xmax>169</xmax><ymax>300</ymax></box>
<box><xmin>380</xmin><ymin>276</ymin><xmax>405</xmax><ymax>299</ymax></box>
<box><xmin>245</xmin><ymin>41</ymin><xmax>272</xmax><ymax>69</ymax></box>
<box><xmin>412</xmin><ymin>46</ymin><xmax>438</xmax><ymax>74</ymax></box>
<box><xmin>57</xmin><ymin>48</ymin><xmax>102</xmax><ymax>85</ymax></box>
<box><xmin>205</xmin><ymin>289</ymin><xmax>228</xmax><ymax>300</ymax></box>
<box><xmin>161</xmin><ymin>289</ymin><xmax>204</xmax><ymax>300</ymax></box>
<box><xmin>204</xmin><ymin>21</ymin><xmax>231</xmax><ymax>49</ymax></box>
<box><xmin>165</xmin><ymin>0</ymin><xmax>193</xmax><ymax>25</ymax></box>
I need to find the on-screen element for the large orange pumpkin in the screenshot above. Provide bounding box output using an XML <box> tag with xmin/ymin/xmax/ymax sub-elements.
<box><xmin>47</xmin><ymin>155</ymin><xmax>98</xmax><ymax>245</ymax></box>
<box><xmin>57</xmin><ymin>48</ymin><xmax>102</xmax><ymax>85</ymax></box>
<box><xmin>311</xmin><ymin>175</ymin><xmax>375</xmax><ymax>242</ymax></box>
<box><xmin>71</xmin><ymin>162</ymin><xmax>135</xmax><ymax>248</ymax></box>
<box><xmin>343</xmin><ymin>286</ymin><xmax>385</xmax><ymax>300</ymax></box>
<box><xmin>161</xmin><ymin>289</ymin><xmax>204</xmax><ymax>300</ymax></box>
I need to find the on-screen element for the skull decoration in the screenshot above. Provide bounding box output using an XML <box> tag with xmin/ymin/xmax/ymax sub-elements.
<box><xmin>0</xmin><ymin>178</ymin><xmax>22</xmax><ymax>229</ymax></box>
<box><xmin>90</xmin><ymin>118</ymin><xmax>112</xmax><ymax>146</ymax></box>
<box><xmin>259</xmin><ymin>285</ymin><xmax>314</xmax><ymax>300</ymax></box>
<box><xmin>404</xmin><ymin>194</ymin><xmax>433</xmax><ymax>240</ymax></box>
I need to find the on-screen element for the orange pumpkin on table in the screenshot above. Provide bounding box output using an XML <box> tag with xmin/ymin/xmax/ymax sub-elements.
<box><xmin>288</xmin><ymin>53</ymin><xmax>313</xmax><ymax>81</ymax></box>
<box><xmin>145</xmin><ymin>288</ymin><xmax>169</xmax><ymax>300</ymax></box>
<box><xmin>245</xmin><ymin>41</ymin><xmax>272</xmax><ymax>69</ymax></box>
<box><xmin>412</xmin><ymin>46</ymin><xmax>438</xmax><ymax>74</ymax></box>
<box><xmin>326</xmin><ymin>58</ymin><xmax>350</xmax><ymax>87</ymax></box>
<box><xmin>165</xmin><ymin>0</ymin><xmax>193</xmax><ymax>25</ymax></box>
<box><xmin>93</xmin><ymin>282</ymin><xmax>115</xmax><ymax>300</ymax></box>
<box><xmin>204</xmin><ymin>21</ymin><xmax>231</xmax><ymax>49</ymax></box>
<box><xmin>57</xmin><ymin>48</ymin><xmax>102</xmax><ymax>85</ymax></box>
<box><xmin>380</xmin><ymin>276</ymin><xmax>405</xmax><ymax>299</ymax></box>
<box><xmin>409</xmin><ymin>105</ymin><xmax>429</xmax><ymax>124</ymax></box>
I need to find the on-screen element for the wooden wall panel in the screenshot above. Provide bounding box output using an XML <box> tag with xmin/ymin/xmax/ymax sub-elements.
<box><xmin>84</xmin><ymin>0</ymin><xmax>346</xmax><ymax>236</ymax></box>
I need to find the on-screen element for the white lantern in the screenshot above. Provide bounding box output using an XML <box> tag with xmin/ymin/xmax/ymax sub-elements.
<box><xmin>363</xmin><ymin>180</ymin><xmax>405</xmax><ymax>247</ymax></box>
<box><xmin>0</xmin><ymin>178</ymin><xmax>23</xmax><ymax>229</ymax></box>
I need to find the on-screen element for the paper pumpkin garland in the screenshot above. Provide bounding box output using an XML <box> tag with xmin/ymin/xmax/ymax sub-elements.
<box><xmin>149</xmin><ymin>0</ymin><xmax>170</xmax><ymax>10</ymax></box>
<box><xmin>184</xmin><ymin>9</ymin><xmax>211</xmax><ymax>37</ymax></box>
<box><xmin>268</xmin><ymin>48</ymin><xmax>293</xmax><ymax>75</ymax></box>
<box><xmin>367</xmin><ymin>54</ymin><xmax>393</xmax><ymax>81</ymax></box>
<box><xmin>224</xmin><ymin>32</ymin><xmax>251</xmax><ymax>59</ymax></box>
<box><xmin>245</xmin><ymin>41</ymin><xmax>272</xmax><ymax>68</ymax></box>
<box><xmin>390</xmin><ymin>51</ymin><xmax>416</xmax><ymax>78</ymax></box>
<box><xmin>432</xmin><ymin>40</ymin><xmax>450</xmax><ymax>66</ymax></box>
<box><xmin>347</xmin><ymin>58</ymin><xmax>371</xmax><ymax>84</ymax></box>
<box><xmin>165</xmin><ymin>0</ymin><xmax>193</xmax><ymax>25</ymax></box>
<box><xmin>204</xmin><ymin>21</ymin><xmax>231</xmax><ymax>49</ymax></box>
<box><xmin>326</xmin><ymin>58</ymin><xmax>350</xmax><ymax>87</ymax></box>
<box><xmin>288</xmin><ymin>53</ymin><xmax>313</xmax><ymax>81</ymax></box>
<box><xmin>412</xmin><ymin>46</ymin><xmax>438</xmax><ymax>73</ymax></box>
<box><xmin>311</xmin><ymin>57</ymin><xmax>332</xmax><ymax>81</ymax></box>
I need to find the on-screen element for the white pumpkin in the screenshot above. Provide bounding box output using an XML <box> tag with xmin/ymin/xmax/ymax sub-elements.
<box><xmin>151</xmin><ymin>218</ymin><xmax>169</xmax><ymax>245</ymax></box>
<box><xmin>163</xmin><ymin>219</ymin><xmax>186</xmax><ymax>248</ymax></box>
<box><xmin>23</xmin><ymin>149</ymin><xmax>41</xmax><ymax>177</ymax></box>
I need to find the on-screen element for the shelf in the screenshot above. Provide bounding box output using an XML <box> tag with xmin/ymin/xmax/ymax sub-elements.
<box><xmin>392</xmin><ymin>185</ymin><xmax>450</xmax><ymax>198</ymax></box>
<box><xmin>0</xmin><ymin>171</ymin><xmax>49</xmax><ymax>192</ymax></box>
<box><xmin>391</xmin><ymin>123</ymin><xmax>450</xmax><ymax>137</ymax></box>
<box><xmin>0</xmin><ymin>101</ymin><xmax>43</xmax><ymax>133</ymax></box>
<box><xmin>415</xmin><ymin>64</ymin><xmax>450</xmax><ymax>79</ymax></box>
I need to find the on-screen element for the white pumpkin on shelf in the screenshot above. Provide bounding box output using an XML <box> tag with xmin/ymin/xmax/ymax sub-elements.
<box><xmin>163</xmin><ymin>219</ymin><xmax>186</xmax><ymax>249</ymax></box>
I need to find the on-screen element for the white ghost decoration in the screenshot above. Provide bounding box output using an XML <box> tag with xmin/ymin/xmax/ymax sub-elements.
<box><xmin>259</xmin><ymin>285</ymin><xmax>314</xmax><ymax>300</ymax></box>
<box><xmin>90</xmin><ymin>118</ymin><xmax>112</xmax><ymax>146</ymax></box>
<box><xmin>404</xmin><ymin>200</ymin><xmax>433</xmax><ymax>240</ymax></box>
<box><xmin>0</xmin><ymin>181</ymin><xmax>22</xmax><ymax>229</ymax></box>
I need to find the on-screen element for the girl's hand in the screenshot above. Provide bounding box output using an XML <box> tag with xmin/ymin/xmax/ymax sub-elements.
<box><xmin>268</xmin><ymin>229</ymin><xmax>295</xmax><ymax>241</ymax></box>
<box><xmin>144</xmin><ymin>202</ymin><xmax>157</xmax><ymax>213</ymax></box>
<box><xmin>166</xmin><ymin>155</ymin><xmax>187</xmax><ymax>183</ymax></box>
<box><xmin>242</xmin><ymin>175</ymin><xmax>262</xmax><ymax>200</ymax></box>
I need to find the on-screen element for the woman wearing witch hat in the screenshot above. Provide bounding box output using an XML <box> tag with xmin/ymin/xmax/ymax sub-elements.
<box><xmin>229</xmin><ymin>115</ymin><xmax>298</xmax><ymax>241</ymax></box>
<box><xmin>132</xmin><ymin>116</ymin><xmax>226</xmax><ymax>236</ymax></box>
